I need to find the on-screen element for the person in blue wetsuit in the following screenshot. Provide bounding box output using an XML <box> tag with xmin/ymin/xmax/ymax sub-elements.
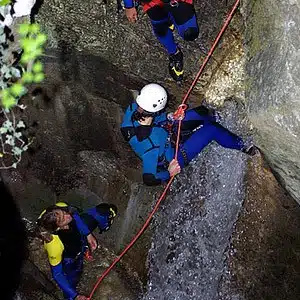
<box><xmin>36</xmin><ymin>202</ymin><xmax>117</xmax><ymax>300</ymax></box>
<box><xmin>120</xmin><ymin>83</ymin><xmax>258</xmax><ymax>186</ymax></box>
<box><xmin>123</xmin><ymin>0</ymin><xmax>199</xmax><ymax>82</ymax></box>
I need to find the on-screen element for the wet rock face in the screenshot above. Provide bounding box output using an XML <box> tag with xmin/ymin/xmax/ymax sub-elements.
<box><xmin>220</xmin><ymin>157</ymin><xmax>300</xmax><ymax>300</ymax></box>
<box><xmin>243</xmin><ymin>0</ymin><xmax>300</xmax><ymax>203</ymax></box>
<box><xmin>144</xmin><ymin>103</ymin><xmax>249</xmax><ymax>300</ymax></box>
<box><xmin>36</xmin><ymin>0</ymin><xmax>236</xmax><ymax>92</ymax></box>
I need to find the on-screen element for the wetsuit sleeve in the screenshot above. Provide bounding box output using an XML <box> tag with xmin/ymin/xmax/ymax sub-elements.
<box><xmin>121</xmin><ymin>103</ymin><xmax>137</xmax><ymax>142</ymax></box>
<box><xmin>44</xmin><ymin>236</ymin><xmax>78</xmax><ymax>299</ymax></box>
<box><xmin>73</xmin><ymin>213</ymin><xmax>91</xmax><ymax>236</ymax></box>
<box><xmin>142</xmin><ymin>148</ymin><xmax>170</xmax><ymax>186</ymax></box>
<box><xmin>123</xmin><ymin>0</ymin><xmax>134</xmax><ymax>8</ymax></box>
<box><xmin>51</xmin><ymin>263</ymin><xmax>78</xmax><ymax>299</ymax></box>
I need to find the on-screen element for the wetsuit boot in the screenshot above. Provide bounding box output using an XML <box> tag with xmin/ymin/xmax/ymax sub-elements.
<box><xmin>242</xmin><ymin>145</ymin><xmax>259</xmax><ymax>156</ymax></box>
<box><xmin>169</xmin><ymin>48</ymin><xmax>184</xmax><ymax>82</ymax></box>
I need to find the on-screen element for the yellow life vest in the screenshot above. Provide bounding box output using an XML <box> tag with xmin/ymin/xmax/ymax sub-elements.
<box><xmin>38</xmin><ymin>202</ymin><xmax>69</xmax><ymax>266</ymax></box>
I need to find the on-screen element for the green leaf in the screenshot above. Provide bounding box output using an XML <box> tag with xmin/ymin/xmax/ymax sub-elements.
<box><xmin>17</xmin><ymin>120</ymin><xmax>26</xmax><ymax>128</ymax></box>
<box><xmin>32</xmin><ymin>61</ymin><xmax>43</xmax><ymax>73</ymax></box>
<box><xmin>0</xmin><ymin>33</ymin><xmax>6</xmax><ymax>43</ymax></box>
<box><xmin>33</xmin><ymin>48</ymin><xmax>42</xmax><ymax>57</ymax></box>
<box><xmin>19</xmin><ymin>24</ymin><xmax>30</xmax><ymax>36</ymax></box>
<box><xmin>20</xmin><ymin>38</ymin><xmax>31</xmax><ymax>49</ymax></box>
<box><xmin>14</xmin><ymin>132</ymin><xmax>22</xmax><ymax>139</ymax></box>
<box><xmin>33</xmin><ymin>72</ymin><xmax>45</xmax><ymax>83</ymax></box>
<box><xmin>22</xmin><ymin>72</ymin><xmax>34</xmax><ymax>83</ymax></box>
<box><xmin>0</xmin><ymin>127</ymin><xmax>8</xmax><ymax>134</ymax></box>
<box><xmin>30</xmin><ymin>23</ymin><xmax>40</xmax><ymax>34</ymax></box>
<box><xmin>10</xmin><ymin>83</ymin><xmax>25</xmax><ymax>97</ymax></box>
<box><xmin>1</xmin><ymin>89</ymin><xmax>10</xmax><ymax>98</ymax></box>
<box><xmin>0</xmin><ymin>0</ymin><xmax>11</xmax><ymax>6</ymax></box>
<box><xmin>20</xmin><ymin>54</ymin><xmax>31</xmax><ymax>64</ymax></box>
<box><xmin>36</xmin><ymin>33</ymin><xmax>47</xmax><ymax>46</ymax></box>
<box><xmin>2</xmin><ymin>120</ymin><xmax>12</xmax><ymax>128</ymax></box>
<box><xmin>2</xmin><ymin>95</ymin><xmax>16</xmax><ymax>109</ymax></box>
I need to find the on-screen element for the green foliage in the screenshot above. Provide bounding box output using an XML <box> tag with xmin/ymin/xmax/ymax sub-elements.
<box><xmin>0</xmin><ymin>6</ymin><xmax>47</xmax><ymax>169</ymax></box>
<box><xmin>0</xmin><ymin>0</ymin><xmax>10</xmax><ymax>6</ymax></box>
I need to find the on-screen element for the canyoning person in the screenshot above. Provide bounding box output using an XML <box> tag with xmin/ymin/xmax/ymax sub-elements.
<box><xmin>120</xmin><ymin>83</ymin><xmax>258</xmax><ymax>186</ymax></box>
<box><xmin>123</xmin><ymin>0</ymin><xmax>199</xmax><ymax>82</ymax></box>
<box><xmin>36</xmin><ymin>202</ymin><xmax>117</xmax><ymax>300</ymax></box>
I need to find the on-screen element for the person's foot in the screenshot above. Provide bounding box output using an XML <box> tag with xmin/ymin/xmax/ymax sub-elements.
<box><xmin>242</xmin><ymin>145</ymin><xmax>259</xmax><ymax>156</ymax></box>
<box><xmin>169</xmin><ymin>48</ymin><xmax>184</xmax><ymax>82</ymax></box>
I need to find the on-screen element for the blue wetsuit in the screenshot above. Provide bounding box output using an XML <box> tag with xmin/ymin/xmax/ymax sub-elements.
<box><xmin>44</xmin><ymin>204</ymin><xmax>117</xmax><ymax>300</ymax></box>
<box><xmin>123</xmin><ymin>0</ymin><xmax>199</xmax><ymax>55</ymax></box>
<box><xmin>121</xmin><ymin>103</ymin><xmax>245</xmax><ymax>186</ymax></box>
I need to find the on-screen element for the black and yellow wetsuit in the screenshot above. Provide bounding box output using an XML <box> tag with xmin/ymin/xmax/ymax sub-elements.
<box><xmin>40</xmin><ymin>202</ymin><xmax>117</xmax><ymax>300</ymax></box>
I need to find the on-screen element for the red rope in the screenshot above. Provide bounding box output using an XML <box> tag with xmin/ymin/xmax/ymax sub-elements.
<box><xmin>88</xmin><ymin>0</ymin><xmax>240</xmax><ymax>298</ymax></box>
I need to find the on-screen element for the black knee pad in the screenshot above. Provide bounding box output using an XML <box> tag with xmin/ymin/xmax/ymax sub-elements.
<box><xmin>183</xmin><ymin>27</ymin><xmax>199</xmax><ymax>41</ymax></box>
<box><xmin>153</xmin><ymin>22</ymin><xmax>169</xmax><ymax>37</ymax></box>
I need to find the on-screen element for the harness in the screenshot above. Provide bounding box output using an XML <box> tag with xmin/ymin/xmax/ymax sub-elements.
<box><xmin>161</xmin><ymin>120</ymin><xmax>204</xmax><ymax>166</ymax></box>
<box><xmin>121</xmin><ymin>104</ymin><xmax>204</xmax><ymax>169</ymax></box>
<box><xmin>139</xmin><ymin>0</ymin><xmax>179</xmax><ymax>6</ymax></box>
<box><xmin>138</xmin><ymin>0</ymin><xmax>193</xmax><ymax>11</ymax></box>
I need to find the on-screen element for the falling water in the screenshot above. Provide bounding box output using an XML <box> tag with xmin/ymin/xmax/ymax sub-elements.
<box><xmin>144</xmin><ymin>102</ymin><xmax>248</xmax><ymax>300</ymax></box>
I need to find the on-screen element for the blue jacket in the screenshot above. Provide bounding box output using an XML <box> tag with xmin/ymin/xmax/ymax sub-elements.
<box><xmin>121</xmin><ymin>103</ymin><xmax>218</xmax><ymax>185</ymax></box>
<box><xmin>121</xmin><ymin>103</ymin><xmax>175</xmax><ymax>185</ymax></box>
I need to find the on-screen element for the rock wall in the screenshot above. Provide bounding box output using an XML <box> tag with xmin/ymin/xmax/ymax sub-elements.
<box><xmin>1</xmin><ymin>50</ymin><xmax>156</xmax><ymax>290</ymax></box>
<box><xmin>36</xmin><ymin>0</ymin><xmax>237</xmax><ymax>94</ymax></box>
<box><xmin>220</xmin><ymin>157</ymin><xmax>300</xmax><ymax>300</ymax></box>
<box><xmin>243</xmin><ymin>0</ymin><xmax>300</xmax><ymax>203</ymax></box>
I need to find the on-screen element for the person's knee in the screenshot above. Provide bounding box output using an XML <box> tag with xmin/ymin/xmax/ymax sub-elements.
<box><xmin>153</xmin><ymin>22</ymin><xmax>169</xmax><ymax>37</ymax></box>
<box><xmin>183</xmin><ymin>27</ymin><xmax>199</xmax><ymax>41</ymax></box>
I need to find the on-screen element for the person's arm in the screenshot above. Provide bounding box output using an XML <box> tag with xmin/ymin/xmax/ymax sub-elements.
<box><xmin>142</xmin><ymin>147</ymin><xmax>170</xmax><ymax>186</ymax></box>
<box><xmin>45</xmin><ymin>237</ymin><xmax>78</xmax><ymax>299</ymax></box>
<box><xmin>123</xmin><ymin>0</ymin><xmax>134</xmax><ymax>8</ymax></box>
<box><xmin>123</xmin><ymin>1</ymin><xmax>137</xmax><ymax>23</ymax></box>
<box><xmin>73</xmin><ymin>213</ymin><xmax>98</xmax><ymax>251</ymax></box>
<box><xmin>72</xmin><ymin>213</ymin><xmax>90</xmax><ymax>236</ymax></box>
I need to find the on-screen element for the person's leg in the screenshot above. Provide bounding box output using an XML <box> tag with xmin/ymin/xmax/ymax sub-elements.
<box><xmin>147</xmin><ymin>6</ymin><xmax>177</xmax><ymax>55</ymax></box>
<box><xmin>172</xmin><ymin>107</ymin><xmax>216</xmax><ymax>143</ymax></box>
<box><xmin>180</xmin><ymin>122</ymin><xmax>244</xmax><ymax>164</ymax></box>
<box><xmin>64</xmin><ymin>256</ymin><xmax>84</xmax><ymax>289</ymax></box>
<box><xmin>147</xmin><ymin>5</ymin><xmax>184</xmax><ymax>81</ymax></box>
<box><xmin>182</xmin><ymin>106</ymin><xmax>216</xmax><ymax>122</ymax></box>
<box><xmin>169</xmin><ymin>2</ymin><xmax>199</xmax><ymax>41</ymax></box>
<box><xmin>62</xmin><ymin>257</ymin><xmax>83</xmax><ymax>300</ymax></box>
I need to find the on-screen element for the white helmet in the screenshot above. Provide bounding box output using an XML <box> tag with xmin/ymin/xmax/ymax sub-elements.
<box><xmin>136</xmin><ymin>83</ymin><xmax>168</xmax><ymax>113</ymax></box>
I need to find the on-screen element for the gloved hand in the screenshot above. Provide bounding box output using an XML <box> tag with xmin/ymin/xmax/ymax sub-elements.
<box><xmin>125</xmin><ymin>7</ymin><xmax>138</xmax><ymax>23</ymax></box>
